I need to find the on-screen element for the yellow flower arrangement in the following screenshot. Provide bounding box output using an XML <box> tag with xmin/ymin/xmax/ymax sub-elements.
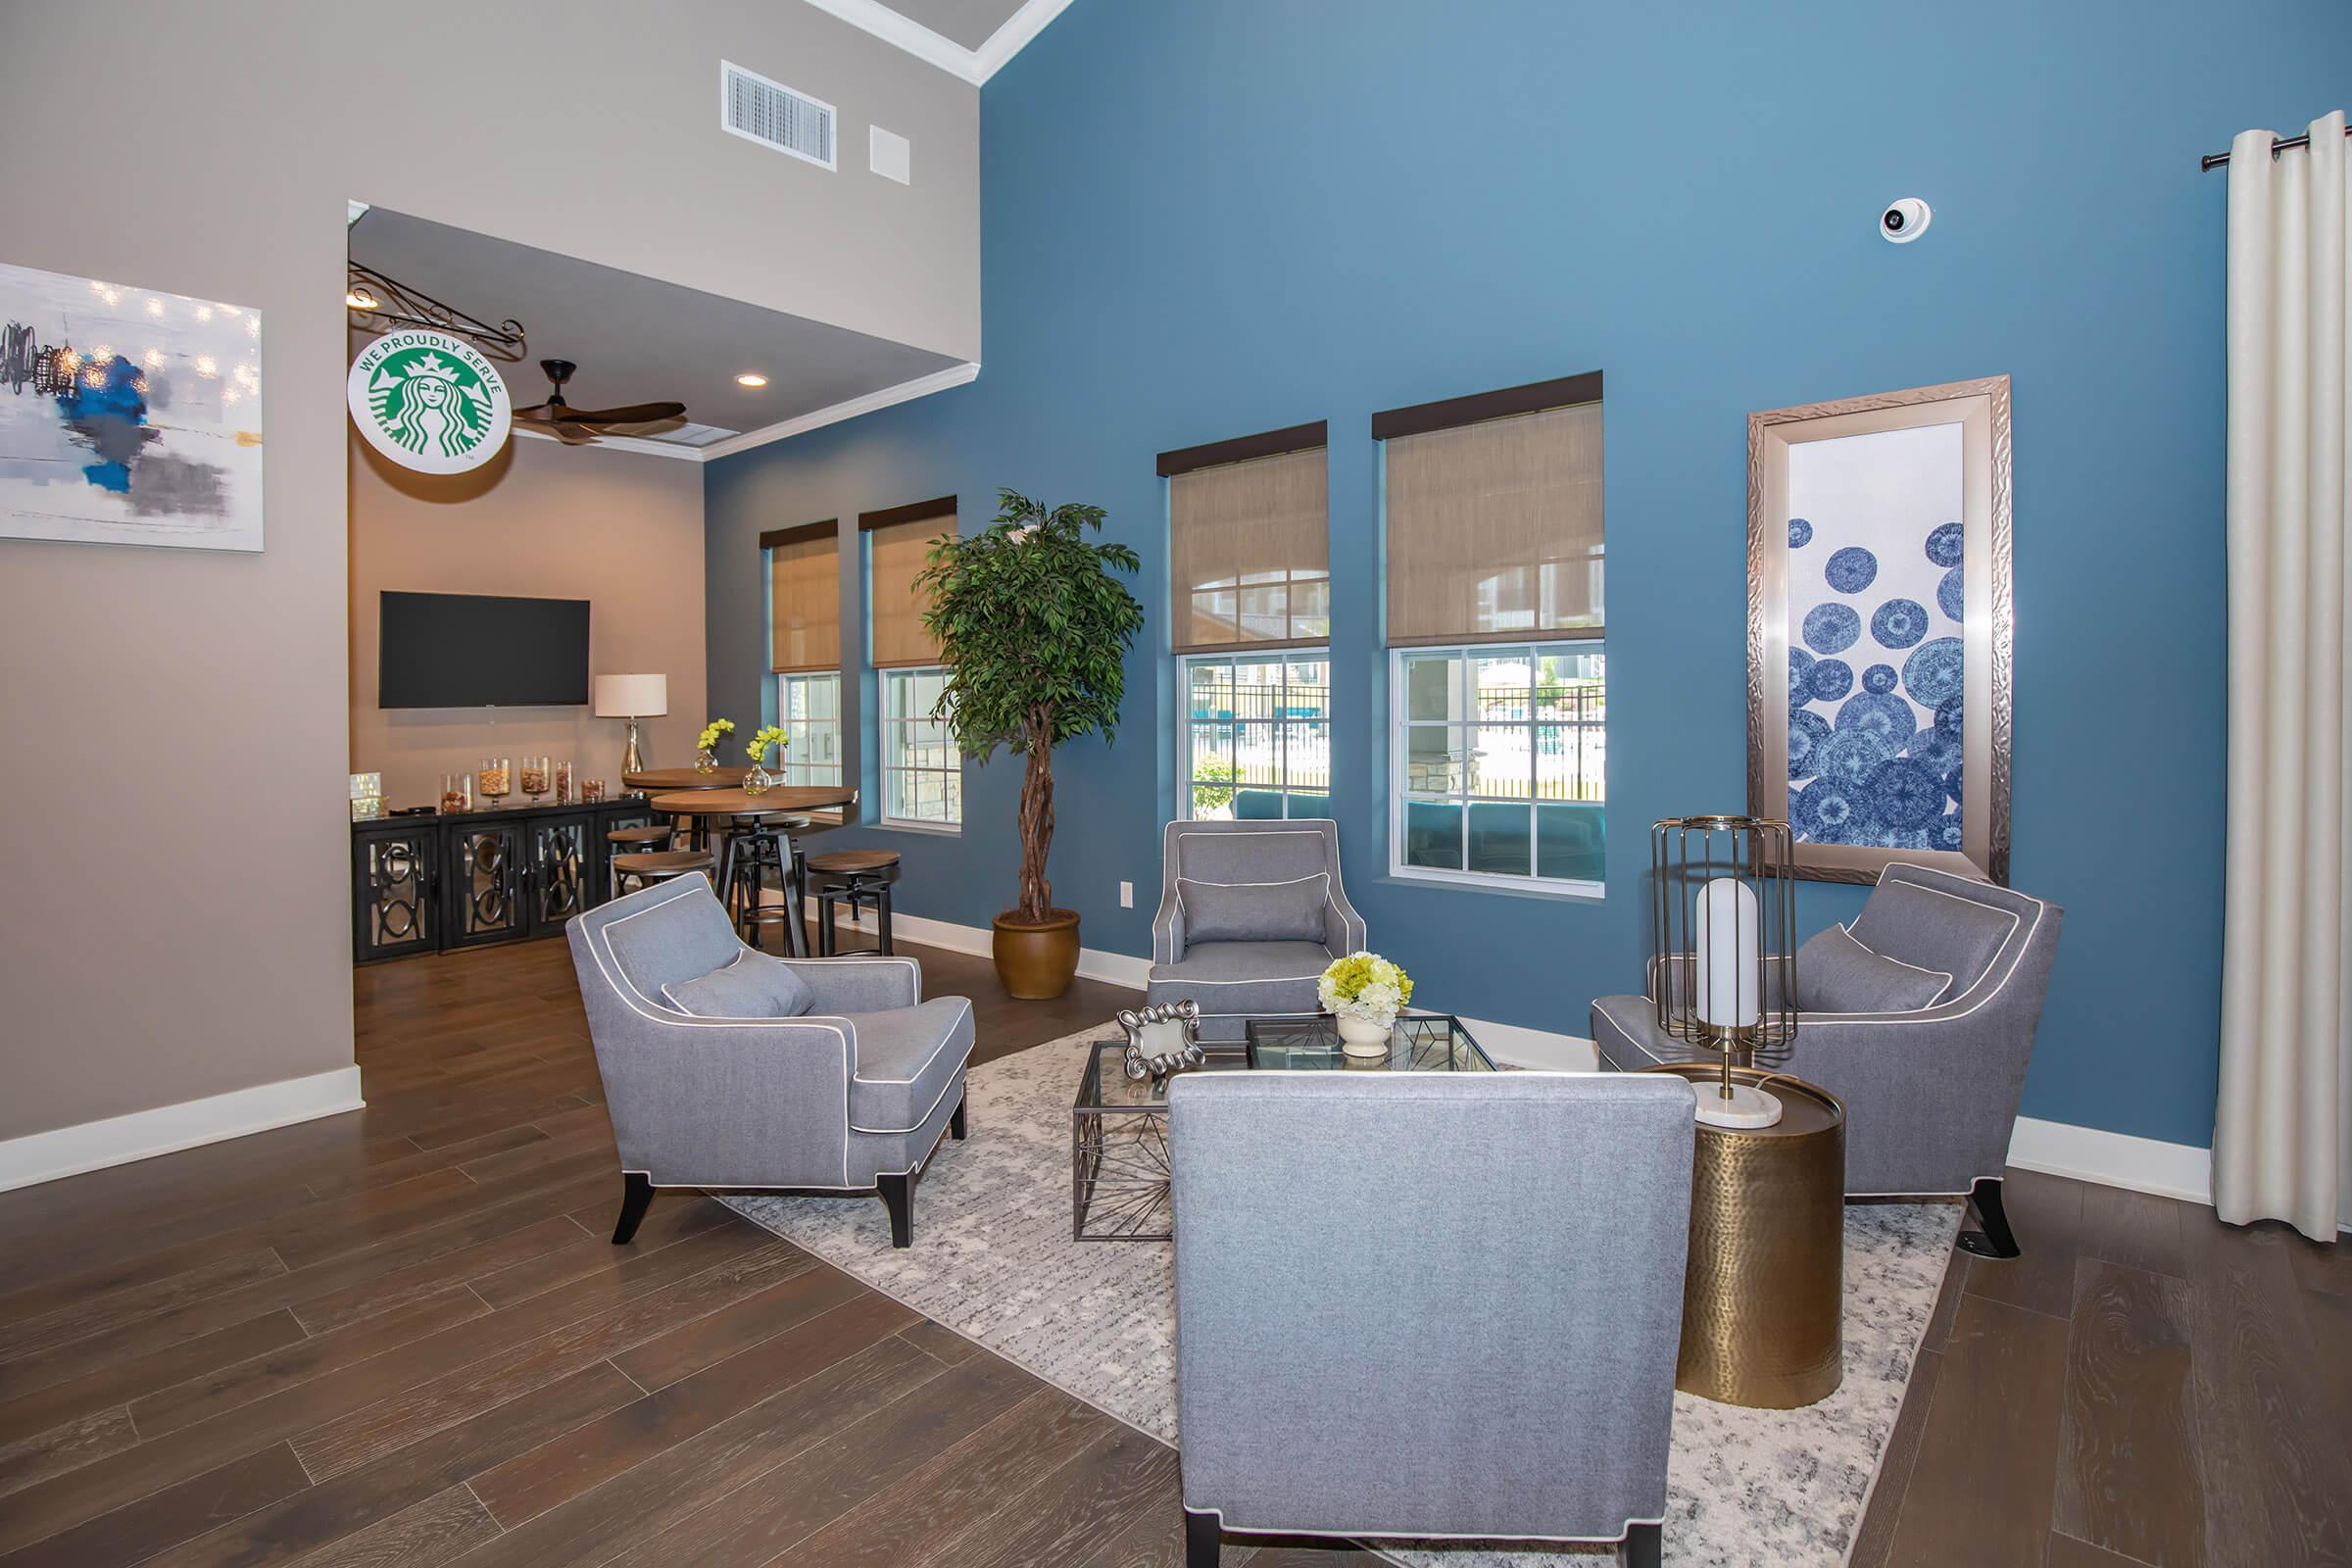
<box><xmin>696</xmin><ymin>717</ymin><xmax>736</xmax><ymax>753</ymax></box>
<box><xmin>1318</xmin><ymin>951</ymin><xmax>1413</xmax><ymax>1022</ymax></box>
<box><xmin>747</xmin><ymin>724</ymin><xmax>788</xmax><ymax>765</ymax></box>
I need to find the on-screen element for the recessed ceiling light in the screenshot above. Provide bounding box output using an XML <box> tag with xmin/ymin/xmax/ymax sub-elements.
<box><xmin>345</xmin><ymin>286</ymin><xmax>379</xmax><ymax>311</ymax></box>
<box><xmin>735</xmin><ymin>372</ymin><xmax>768</xmax><ymax>388</ymax></box>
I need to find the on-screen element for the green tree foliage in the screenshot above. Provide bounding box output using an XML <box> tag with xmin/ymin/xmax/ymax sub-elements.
<box><xmin>917</xmin><ymin>489</ymin><xmax>1145</xmax><ymax>922</ymax></box>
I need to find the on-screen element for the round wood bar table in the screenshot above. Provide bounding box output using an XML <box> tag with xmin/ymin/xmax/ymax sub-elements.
<box><xmin>650</xmin><ymin>788</ymin><xmax>859</xmax><ymax>957</ymax></box>
<box><xmin>621</xmin><ymin>767</ymin><xmax>751</xmax><ymax>792</ymax></box>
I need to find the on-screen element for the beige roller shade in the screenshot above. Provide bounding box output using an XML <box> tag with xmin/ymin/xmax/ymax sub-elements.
<box><xmin>768</xmin><ymin>531</ymin><xmax>841</xmax><ymax>673</ymax></box>
<box><xmin>868</xmin><ymin>513</ymin><xmax>954</xmax><ymax>668</ymax></box>
<box><xmin>1384</xmin><ymin>400</ymin><xmax>1604</xmax><ymax>647</ymax></box>
<box><xmin>1170</xmin><ymin>445</ymin><xmax>1329</xmax><ymax>653</ymax></box>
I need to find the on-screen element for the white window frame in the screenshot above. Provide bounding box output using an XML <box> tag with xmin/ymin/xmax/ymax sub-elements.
<box><xmin>1177</xmin><ymin>649</ymin><xmax>1333</xmax><ymax>821</ymax></box>
<box><xmin>773</xmin><ymin>670</ymin><xmax>844</xmax><ymax>788</ymax></box>
<box><xmin>878</xmin><ymin>664</ymin><xmax>959</xmax><ymax>833</ymax></box>
<box><xmin>1387</xmin><ymin>641</ymin><xmax>1605</xmax><ymax>898</ymax></box>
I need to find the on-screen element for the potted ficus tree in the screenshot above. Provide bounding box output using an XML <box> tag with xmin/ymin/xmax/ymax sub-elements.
<box><xmin>917</xmin><ymin>488</ymin><xmax>1144</xmax><ymax>998</ymax></box>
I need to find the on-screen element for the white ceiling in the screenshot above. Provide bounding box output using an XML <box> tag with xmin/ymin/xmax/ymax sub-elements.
<box><xmin>348</xmin><ymin>206</ymin><xmax>962</xmax><ymax>459</ymax></box>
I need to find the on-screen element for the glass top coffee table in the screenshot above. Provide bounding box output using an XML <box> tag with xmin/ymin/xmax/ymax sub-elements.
<box><xmin>1071</xmin><ymin>1013</ymin><xmax>1494</xmax><ymax>1241</ymax></box>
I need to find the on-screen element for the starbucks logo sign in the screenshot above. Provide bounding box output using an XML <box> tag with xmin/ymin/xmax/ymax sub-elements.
<box><xmin>347</xmin><ymin>330</ymin><xmax>511</xmax><ymax>473</ymax></box>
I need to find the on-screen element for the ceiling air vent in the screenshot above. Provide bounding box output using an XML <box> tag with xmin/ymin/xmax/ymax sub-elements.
<box><xmin>720</xmin><ymin>60</ymin><xmax>836</xmax><ymax>171</ymax></box>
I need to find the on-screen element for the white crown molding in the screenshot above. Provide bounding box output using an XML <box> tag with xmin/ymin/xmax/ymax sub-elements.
<box><xmin>968</xmin><ymin>0</ymin><xmax>1078</xmax><ymax>80</ymax></box>
<box><xmin>0</xmin><ymin>1066</ymin><xmax>365</xmax><ymax>1193</ymax></box>
<box><xmin>699</xmin><ymin>360</ymin><xmax>980</xmax><ymax>461</ymax></box>
<box><xmin>799</xmin><ymin>0</ymin><xmax>1075</xmax><ymax>85</ymax></box>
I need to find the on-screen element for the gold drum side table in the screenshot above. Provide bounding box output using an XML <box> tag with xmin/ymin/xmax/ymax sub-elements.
<box><xmin>1642</xmin><ymin>1063</ymin><xmax>1845</xmax><ymax>1408</ymax></box>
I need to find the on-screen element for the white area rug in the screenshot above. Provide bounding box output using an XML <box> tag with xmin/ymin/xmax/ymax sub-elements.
<box><xmin>724</xmin><ymin>1026</ymin><xmax>1954</xmax><ymax>1567</ymax></box>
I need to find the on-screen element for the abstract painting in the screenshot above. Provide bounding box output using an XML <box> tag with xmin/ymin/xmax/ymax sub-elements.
<box><xmin>1747</xmin><ymin>377</ymin><xmax>2012</xmax><ymax>884</ymax></box>
<box><xmin>0</xmin><ymin>260</ymin><xmax>264</xmax><ymax>552</ymax></box>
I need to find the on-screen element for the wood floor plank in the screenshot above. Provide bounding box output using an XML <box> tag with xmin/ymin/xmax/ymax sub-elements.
<box><xmin>1880</xmin><ymin>1291</ymin><xmax>2070</xmax><ymax>1567</ymax></box>
<box><xmin>287</xmin><ymin>1215</ymin><xmax>590</xmax><ymax>1336</ymax></box>
<box><xmin>292</xmin><ymin>1239</ymin><xmax>806</xmax><ymax>1481</ymax></box>
<box><xmin>0</xmin><ymin>1441</ymin><xmax>312</xmax><ymax>1568</ymax></box>
<box><xmin>2081</xmin><ymin>1185</ymin><xmax>2186</xmax><ymax>1280</ymax></box>
<box><xmin>471</xmin><ymin>1289</ymin><xmax>913</xmax><ymax>1528</ymax></box>
<box><xmin>2056</xmin><ymin>1260</ymin><xmax>2203</xmax><ymax>1566</ymax></box>
<box><xmin>141</xmin><ymin>1363</ymin><xmax>641</xmax><ymax>1568</ymax></box>
<box><xmin>764</xmin><ymin>1382</ymin><xmax>1106</xmax><ymax>1568</ymax></box>
<box><xmin>0</xmin><ymin>1250</ymin><xmax>288</xmax><ymax>1364</ymax></box>
<box><xmin>2046</xmin><ymin>1530</ymin><xmax>2159</xmax><ymax>1567</ymax></box>
<box><xmin>624</xmin><ymin>1340</ymin><xmax>1045</xmax><ymax>1565</ymax></box>
<box><xmin>130</xmin><ymin>1289</ymin><xmax>488</xmax><ymax>1440</ymax></box>
<box><xmin>0</xmin><ymin>1222</ymin><xmax>757</xmax><ymax>1554</ymax></box>
<box><xmin>440</xmin><ymin>1336</ymin><xmax>943</xmax><ymax>1568</ymax></box>
<box><xmin>1962</xmin><ymin>1169</ymin><xmax>2088</xmax><ymax>1322</ymax></box>
<box><xmin>1846</xmin><ymin>1345</ymin><xmax>1943</xmax><ymax>1568</ymax></box>
<box><xmin>599</xmin><ymin>1252</ymin><xmax>854</xmax><ymax>1394</ymax></box>
<box><xmin>0</xmin><ymin>1405</ymin><xmax>138</xmax><ymax>1502</ymax></box>
<box><xmin>281</xmin><ymin>1482</ymin><xmax>503</xmax><ymax>1568</ymax></box>
<box><xmin>0</xmin><ymin>1180</ymin><xmax>610</xmax><ymax>1404</ymax></box>
<box><xmin>461</xmin><ymin>1200</ymin><xmax>744</xmax><ymax>1313</ymax></box>
<box><xmin>2183</xmin><ymin>1215</ymin><xmax>2352</xmax><ymax>1565</ymax></box>
<box><xmin>937</xmin><ymin>1419</ymin><xmax>1182</xmax><ymax>1568</ymax></box>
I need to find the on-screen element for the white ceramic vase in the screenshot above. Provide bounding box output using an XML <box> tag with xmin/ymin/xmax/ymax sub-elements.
<box><xmin>1335</xmin><ymin>1012</ymin><xmax>1394</xmax><ymax>1057</ymax></box>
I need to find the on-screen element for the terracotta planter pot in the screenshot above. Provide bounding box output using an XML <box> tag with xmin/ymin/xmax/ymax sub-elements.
<box><xmin>993</xmin><ymin>908</ymin><xmax>1081</xmax><ymax>999</ymax></box>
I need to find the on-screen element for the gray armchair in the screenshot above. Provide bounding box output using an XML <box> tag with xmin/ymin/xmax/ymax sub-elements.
<box><xmin>1168</xmin><ymin>1070</ymin><xmax>1695</xmax><ymax>1567</ymax></box>
<box><xmin>1148</xmin><ymin>817</ymin><xmax>1365</xmax><ymax>1042</ymax></box>
<box><xmin>565</xmin><ymin>874</ymin><xmax>972</xmax><ymax>1249</ymax></box>
<box><xmin>1592</xmin><ymin>861</ymin><xmax>2061</xmax><ymax>1255</ymax></box>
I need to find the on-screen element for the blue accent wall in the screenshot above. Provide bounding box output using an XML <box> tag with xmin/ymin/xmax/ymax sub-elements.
<box><xmin>706</xmin><ymin>0</ymin><xmax>2352</xmax><ymax>1151</ymax></box>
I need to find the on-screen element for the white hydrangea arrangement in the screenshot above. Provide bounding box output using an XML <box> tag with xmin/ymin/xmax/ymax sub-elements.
<box><xmin>1318</xmin><ymin>950</ymin><xmax>1413</xmax><ymax>1024</ymax></box>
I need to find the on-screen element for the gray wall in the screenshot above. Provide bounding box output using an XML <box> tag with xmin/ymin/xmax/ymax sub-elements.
<box><xmin>0</xmin><ymin>0</ymin><xmax>977</xmax><ymax>1144</ymax></box>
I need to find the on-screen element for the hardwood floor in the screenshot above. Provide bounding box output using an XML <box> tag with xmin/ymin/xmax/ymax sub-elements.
<box><xmin>1</xmin><ymin>933</ymin><xmax>2344</xmax><ymax>1567</ymax></box>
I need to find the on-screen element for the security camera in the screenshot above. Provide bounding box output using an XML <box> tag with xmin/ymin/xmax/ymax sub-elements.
<box><xmin>1881</xmin><ymin>198</ymin><xmax>1932</xmax><ymax>243</ymax></box>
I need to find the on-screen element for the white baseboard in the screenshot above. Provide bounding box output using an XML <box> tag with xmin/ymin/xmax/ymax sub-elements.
<box><xmin>818</xmin><ymin>906</ymin><xmax>1151</xmax><ymax>990</ymax></box>
<box><xmin>2005</xmin><ymin>1116</ymin><xmax>2212</xmax><ymax>1206</ymax></box>
<box><xmin>0</xmin><ymin>1065</ymin><xmax>366</xmax><ymax>1194</ymax></box>
<box><xmin>804</xmin><ymin>906</ymin><xmax>2255</xmax><ymax>1214</ymax></box>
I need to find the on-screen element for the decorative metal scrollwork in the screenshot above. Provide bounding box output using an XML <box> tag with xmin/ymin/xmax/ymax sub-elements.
<box><xmin>1116</xmin><ymin>1000</ymin><xmax>1204</xmax><ymax>1084</ymax></box>
<box><xmin>466</xmin><ymin>832</ymin><xmax>511</xmax><ymax>930</ymax></box>
<box><xmin>535</xmin><ymin>822</ymin><xmax>585</xmax><ymax>921</ymax></box>
<box><xmin>368</xmin><ymin>839</ymin><xmax>422</xmax><ymax>945</ymax></box>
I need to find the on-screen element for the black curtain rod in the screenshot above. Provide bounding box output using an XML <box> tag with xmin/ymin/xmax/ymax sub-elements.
<box><xmin>2202</xmin><ymin>124</ymin><xmax>2350</xmax><ymax>172</ymax></box>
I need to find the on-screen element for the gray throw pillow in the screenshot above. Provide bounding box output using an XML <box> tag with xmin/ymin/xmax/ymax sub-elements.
<box><xmin>1796</xmin><ymin>925</ymin><xmax>1952</xmax><ymax>1013</ymax></box>
<box><xmin>1178</xmin><ymin>872</ymin><xmax>1329</xmax><ymax>944</ymax></box>
<box><xmin>1849</xmin><ymin>878</ymin><xmax>2016</xmax><ymax>997</ymax></box>
<box><xmin>661</xmin><ymin>952</ymin><xmax>816</xmax><ymax>1018</ymax></box>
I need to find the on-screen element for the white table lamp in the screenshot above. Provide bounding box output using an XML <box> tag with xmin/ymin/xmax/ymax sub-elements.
<box><xmin>593</xmin><ymin>673</ymin><xmax>667</xmax><ymax>774</ymax></box>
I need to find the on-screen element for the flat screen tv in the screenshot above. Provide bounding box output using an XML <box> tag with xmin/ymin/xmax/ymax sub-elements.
<box><xmin>378</xmin><ymin>591</ymin><xmax>591</xmax><ymax>709</ymax></box>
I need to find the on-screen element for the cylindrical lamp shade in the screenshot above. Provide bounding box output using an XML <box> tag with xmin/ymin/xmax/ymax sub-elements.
<box><xmin>593</xmin><ymin>673</ymin><xmax>667</xmax><ymax>717</ymax></box>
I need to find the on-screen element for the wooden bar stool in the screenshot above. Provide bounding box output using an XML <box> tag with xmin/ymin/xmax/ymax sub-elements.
<box><xmin>716</xmin><ymin>814</ymin><xmax>808</xmax><ymax>956</ymax></box>
<box><xmin>805</xmin><ymin>850</ymin><xmax>902</xmax><ymax>956</ymax></box>
<box><xmin>611</xmin><ymin>849</ymin><xmax>712</xmax><ymax>899</ymax></box>
<box><xmin>607</xmin><ymin>822</ymin><xmax>672</xmax><ymax>856</ymax></box>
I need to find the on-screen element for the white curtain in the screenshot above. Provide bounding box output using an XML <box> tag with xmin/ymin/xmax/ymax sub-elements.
<box><xmin>2217</xmin><ymin>111</ymin><xmax>2350</xmax><ymax>1243</ymax></box>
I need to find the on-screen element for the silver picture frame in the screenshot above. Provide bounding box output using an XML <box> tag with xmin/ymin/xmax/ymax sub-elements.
<box><xmin>1746</xmin><ymin>376</ymin><xmax>2013</xmax><ymax>885</ymax></box>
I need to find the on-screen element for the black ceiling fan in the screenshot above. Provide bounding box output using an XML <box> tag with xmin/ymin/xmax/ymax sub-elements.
<box><xmin>513</xmin><ymin>359</ymin><xmax>686</xmax><ymax>444</ymax></box>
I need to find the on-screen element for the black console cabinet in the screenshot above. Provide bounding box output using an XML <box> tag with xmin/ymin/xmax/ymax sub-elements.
<box><xmin>353</xmin><ymin>798</ymin><xmax>662</xmax><ymax>963</ymax></box>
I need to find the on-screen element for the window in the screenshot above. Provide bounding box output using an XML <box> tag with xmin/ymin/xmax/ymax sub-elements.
<box><xmin>764</xmin><ymin>521</ymin><xmax>841</xmax><ymax>673</ymax></box>
<box><xmin>1392</xmin><ymin>644</ymin><xmax>1605</xmax><ymax>891</ymax></box>
<box><xmin>1162</xmin><ymin>428</ymin><xmax>1329</xmax><ymax>653</ymax></box>
<box><xmin>1180</xmin><ymin>652</ymin><xmax>1331</xmax><ymax>819</ymax></box>
<box><xmin>1378</xmin><ymin>374</ymin><xmax>1603</xmax><ymax>648</ymax></box>
<box><xmin>1377</xmin><ymin>374</ymin><xmax>1605</xmax><ymax>892</ymax></box>
<box><xmin>880</xmin><ymin>665</ymin><xmax>959</xmax><ymax>827</ymax></box>
<box><xmin>774</xmin><ymin>671</ymin><xmax>842</xmax><ymax>787</ymax></box>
